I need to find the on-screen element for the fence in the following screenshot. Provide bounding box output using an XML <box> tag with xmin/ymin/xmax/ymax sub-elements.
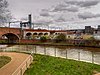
<box><xmin>11</xmin><ymin>55</ymin><xmax>33</xmax><ymax>75</ymax></box>
<box><xmin>0</xmin><ymin>45</ymin><xmax>100</xmax><ymax>65</ymax></box>
<box><xmin>32</xmin><ymin>45</ymin><xmax>100</xmax><ymax>65</ymax></box>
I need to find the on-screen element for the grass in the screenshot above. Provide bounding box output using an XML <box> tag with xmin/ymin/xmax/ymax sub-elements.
<box><xmin>24</xmin><ymin>54</ymin><xmax>100</xmax><ymax>75</ymax></box>
<box><xmin>0</xmin><ymin>56</ymin><xmax>11</xmax><ymax>68</ymax></box>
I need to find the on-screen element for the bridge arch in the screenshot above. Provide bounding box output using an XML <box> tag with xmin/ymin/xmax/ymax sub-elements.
<box><xmin>44</xmin><ymin>33</ymin><xmax>48</xmax><ymax>35</ymax></box>
<box><xmin>25</xmin><ymin>32</ymin><xmax>32</xmax><ymax>39</ymax></box>
<box><xmin>2</xmin><ymin>33</ymin><xmax>20</xmax><ymax>43</ymax></box>
<box><xmin>33</xmin><ymin>33</ymin><xmax>38</xmax><ymax>35</ymax></box>
<box><xmin>38</xmin><ymin>33</ymin><xmax>43</xmax><ymax>36</ymax></box>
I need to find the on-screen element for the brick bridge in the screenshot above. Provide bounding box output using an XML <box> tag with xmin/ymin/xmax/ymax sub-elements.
<box><xmin>0</xmin><ymin>27</ymin><xmax>66</xmax><ymax>43</ymax></box>
<box><xmin>0</xmin><ymin>27</ymin><xmax>22</xmax><ymax>43</ymax></box>
<box><xmin>0</xmin><ymin>14</ymin><xmax>32</xmax><ymax>43</ymax></box>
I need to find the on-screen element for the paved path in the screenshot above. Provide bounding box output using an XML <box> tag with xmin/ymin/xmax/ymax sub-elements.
<box><xmin>95</xmin><ymin>73</ymin><xmax>100</xmax><ymax>75</ymax></box>
<box><xmin>0</xmin><ymin>52</ymin><xmax>30</xmax><ymax>75</ymax></box>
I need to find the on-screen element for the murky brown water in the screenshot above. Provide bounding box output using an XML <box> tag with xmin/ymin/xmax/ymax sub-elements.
<box><xmin>0</xmin><ymin>45</ymin><xmax>100</xmax><ymax>65</ymax></box>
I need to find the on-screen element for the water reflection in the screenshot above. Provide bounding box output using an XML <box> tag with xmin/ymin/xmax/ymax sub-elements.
<box><xmin>0</xmin><ymin>45</ymin><xmax>100</xmax><ymax>64</ymax></box>
<box><xmin>45</xmin><ymin>47</ymin><xmax>55</xmax><ymax>56</ymax></box>
<box><xmin>0</xmin><ymin>45</ymin><xmax>7</xmax><ymax>48</ymax></box>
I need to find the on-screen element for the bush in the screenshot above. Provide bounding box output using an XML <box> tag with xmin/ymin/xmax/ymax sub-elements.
<box><xmin>89</xmin><ymin>37</ymin><xmax>95</xmax><ymax>40</ymax></box>
<box><xmin>40</xmin><ymin>36</ymin><xmax>47</xmax><ymax>42</ymax></box>
<box><xmin>54</xmin><ymin>34</ymin><xmax>66</xmax><ymax>43</ymax></box>
<box><xmin>0</xmin><ymin>40</ymin><xmax>8</xmax><ymax>43</ymax></box>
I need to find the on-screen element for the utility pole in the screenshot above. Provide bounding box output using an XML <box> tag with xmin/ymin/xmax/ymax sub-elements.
<box><xmin>32</xmin><ymin>23</ymin><xmax>34</xmax><ymax>30</ymax></box>
<box><xmin>9</xmin><ymin>22</ymin><xmax>11</xmax><ymax>28</ymax></box>
<box><xmin>28</xmin><ymin>14</ymin><xmax>32</xmax><ymax>29</ymax></box>
<box><xmin>8</xmin><ymin>22</ymin><xmax>11</xmax><ymax>43</ymax></box>
<box><xmin>20</xmin><ymin>21</ymin><xmax>23</xmax><ymax>39</ymax></box>
<box><xmin>8</xmin><ymin>22</ymin><xmax>11</xmax><ymax>33</ymax></box>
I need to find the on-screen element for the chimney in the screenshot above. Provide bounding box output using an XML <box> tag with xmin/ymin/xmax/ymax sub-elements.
<box><xmin>28</xmin><ymin>14</ymin><xmax>32</xmax><ymax>29</ymax></box>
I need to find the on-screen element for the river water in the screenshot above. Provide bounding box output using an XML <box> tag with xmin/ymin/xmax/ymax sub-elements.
<box><xmin>0</xmin><ymin>45</ymin><xmax>100</xmax><ymax>65</ymax></box>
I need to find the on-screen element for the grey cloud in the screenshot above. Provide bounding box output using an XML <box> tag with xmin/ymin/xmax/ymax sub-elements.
<box><xmin>57</xmin><ymin>3</ymin><xmax>68</xmax><ymax>8</ymax></box>
<box><xmin>52</xmin><ymin>3</ymin><xmax>79</xmax><ymax>12</ymax></box>
<box><xmin>78</xmin><ymin>12</ymin><xmax>100</xmax><ymax>19</ymax></box>
<box><xmin>40</xmin><ymin>12</ymin><xmax>51</xmax><ymax>17</ymax></box>
<box><xmin>40</xmin><ymin>9</ymin><xmax>51</xmax><ymax>17</ymax></box>
<box><xmin>20</xmin><ymin>17</ymin><xmax>28</xmax><ymax>21</ymax></box>
<box><xmin>52</xmin><ymin>4</ymin><xmax>68</xmax><ymax>12</ymax></box>
<box><xmin>53</xmin><ymin>7</ymin><xmax>66</xmax><ymax>12</ymax></box>
<box><xmin>41</xmin><ymin>9</ymin><xmax>49</xmax><ymax>12</ymax></box>
<box><xmin>80</xmin><ymin>0</ymin><xmax>100</xmax><ymax>7</ymax></box>
<box><xmin>54</xmin><ymin>16</ymin><xmax>66</xmax><ymax>22</ymax></box>
<box><xmin>66</xmin><ymin>6</ymin><xmax>78</xmax><ymax>12</ymax></box>
<box><xmin>65</xmin><ymin>0</ymin><xmax>100</xmax><ymax>7</ymax></box>
<box><xmin>35</xmin><ymin>19</ymin><xmax>53</xmax><ymax>25</ymax></box>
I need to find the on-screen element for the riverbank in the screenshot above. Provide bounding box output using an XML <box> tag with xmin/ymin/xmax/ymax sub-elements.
<box><xmin>33</xmin><ymin>42</ymin><xmax>100</xmax><ymax>48</ymax></box>
<box><xmin>1</xmin><ymin>42</ymin><xmax>100</xmax><ymax>48</ymax></box>
<box><xmin>24</xmin><ymin>54</ymin><xmax>100</xmax><ymax>75</ymax></box>
<box><xmin>0</xmin><ymin>39</ymin><xmax>100</xmax><ymax>48</ymax></box>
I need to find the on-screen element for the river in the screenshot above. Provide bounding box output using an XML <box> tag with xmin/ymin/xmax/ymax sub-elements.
<box><xmin>0</xmin><ymin>45</ymin><xmax>100</xmax><ymax>65</ymax></box>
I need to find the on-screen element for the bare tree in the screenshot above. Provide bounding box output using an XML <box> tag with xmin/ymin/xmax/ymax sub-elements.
<box><xmin>0</xmin><ymin>0</ymin><xmax>11</xmax><ymax>26</ymax></box>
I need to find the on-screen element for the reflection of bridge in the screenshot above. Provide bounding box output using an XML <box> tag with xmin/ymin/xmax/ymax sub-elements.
<box><xmin>0</xmin><ymin>27</ymin><xmax>66</xmax><ymax>43</ymax></box>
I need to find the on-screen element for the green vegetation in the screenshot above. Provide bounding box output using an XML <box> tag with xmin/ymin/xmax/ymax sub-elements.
<box><xmin>88</xmin><ymin>37</ymin><xmax>95</xmax><ymax>40</ymax></box>
<box><xmin>24</xmin><ymin>54</ymin><xmax>100</xmax><ymax>75</ymax></box>
<box><xmin>0</xmin><ymin>56</ymin><xmax>11</xmax><ymax>68</ymax></box>
<box><xmin>40</xmin><ymin>36</ymin><xmax>47</xmax><ymax>42</ymax></box>
<box><xmin>54</xmin><ymin>33</ymin><xmax>66</xmax><ymax>43</ymax></box>
<box><xmin>0</xmin><ymin>40</ymin><xmax>8</xmax><ymax>43</ymax></box>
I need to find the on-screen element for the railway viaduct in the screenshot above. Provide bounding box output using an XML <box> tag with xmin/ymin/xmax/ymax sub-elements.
<box><xmin>0</xmin><ymin>27</ymin><xmax>22</xmax><ymax>43</ymax></box>
<box><xmin>0</xmin><ymin>27</ymin><xmax>66</xmax><ymax>43</ymax></box>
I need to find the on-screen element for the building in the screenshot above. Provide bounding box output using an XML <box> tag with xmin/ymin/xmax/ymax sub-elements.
<box><xmin>85</xmin><ymin>26</ymin><xmax>94</xmax><ymax>34</ymax></box>
<box><xmin>93</xmin><ymin>25</ymin><xmax>100</xmax><ymax>40</ymax></box>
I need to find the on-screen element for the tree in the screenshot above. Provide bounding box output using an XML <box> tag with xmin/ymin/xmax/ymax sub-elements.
<box><xmin>40</xmin><ymin>36</ymin><xmax>47</xmax><ymax>42</ymax></box>
<box><xmin>0</xmin><ymin>0</ymin><xmax>11</xmax><ymax>26</ymax></box>
<box><xmin>54</xmin><ymin>33</ymin><xmax>66</xmax><ymax>43</ymax></box>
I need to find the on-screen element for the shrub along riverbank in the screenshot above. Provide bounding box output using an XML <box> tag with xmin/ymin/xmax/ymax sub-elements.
<box><xmin>24</xmin><ymin>54</ymin><xmax>100</xmax><ymax>75</ymax></box>
<box><xmin>1</xmin><ymin>42</ymin><xmax>100</xmax><ymax>48</ymax></box>
<box><xmin>0</xmin><ymin>56</ymin><xmax>11</xmax><ymax>68</ymax></box>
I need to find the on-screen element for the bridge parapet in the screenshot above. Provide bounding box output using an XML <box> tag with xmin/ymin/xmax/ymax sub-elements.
<box><xmin>0</xmin><ymin>27</ymin><xmax>21</xmax><ymax>38</ymax></box>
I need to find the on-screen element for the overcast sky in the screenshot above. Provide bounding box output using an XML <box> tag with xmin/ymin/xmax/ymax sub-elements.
<box><xmin>7</xmin><ymin>0</ymin><xmax>100</xmax><ymax>29</ymax></box>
